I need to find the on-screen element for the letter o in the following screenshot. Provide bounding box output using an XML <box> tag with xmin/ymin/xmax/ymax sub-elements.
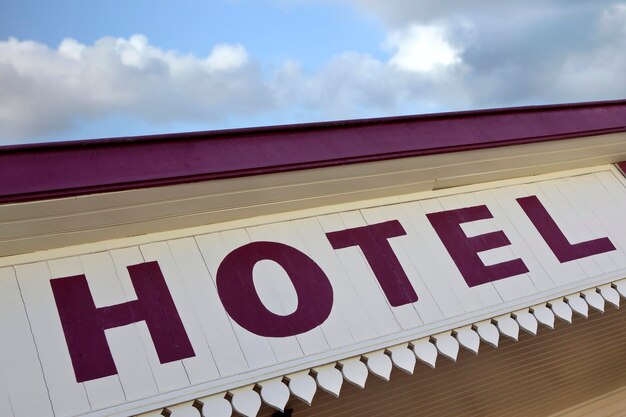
<box><xmin>216</xmin><ymin>241</ymin><xmax>334</xmax><ymax>337</ymax></box>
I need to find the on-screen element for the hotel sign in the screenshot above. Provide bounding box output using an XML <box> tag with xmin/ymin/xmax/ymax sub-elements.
<box><xmin>51</xmin><ymin>194</ymin><xmax>615</xmax><ymax>384</ymax></box>
<box><xmin>2</xmin><ymin>169</ymin><xmax>626</xmax><ymax>417</ymax></box>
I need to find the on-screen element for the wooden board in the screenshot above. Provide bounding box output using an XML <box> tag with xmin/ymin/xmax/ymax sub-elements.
<box><xmin>2</xmin><ymin>168</ymin><xmax>626</xmax><ymax>417</ymax></box>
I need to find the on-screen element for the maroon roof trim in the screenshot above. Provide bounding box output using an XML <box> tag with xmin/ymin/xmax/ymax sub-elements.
<box><xmin>615</xmin><ymin>161</ymin><xmax>626</xmax><ymax>178</ymax></box>
<box><xmin>1</xmin><ymin>100</ymin><xmax>625</xmax><ymax>204</ymax></box>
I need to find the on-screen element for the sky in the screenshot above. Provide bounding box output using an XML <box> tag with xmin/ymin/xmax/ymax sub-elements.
<box><xmin>0</xmin><ymin>0</ymin><xmax>625</xmax><ymax>145</ymax></box>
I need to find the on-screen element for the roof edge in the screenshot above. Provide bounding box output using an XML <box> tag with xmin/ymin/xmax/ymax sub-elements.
<box><xmin>1</xmin><ymin>99</ymin><xmax>625</xmax><ymax>204</ymax></box>
<box><xmin>2</xmin><ymin>99</ymin><xmax>626</xmax><ymax>152</ymax></box>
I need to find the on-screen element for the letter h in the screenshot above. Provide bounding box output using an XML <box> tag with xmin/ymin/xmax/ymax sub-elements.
<box><xmin>50</xmin><ymin>261</ymin><xmax>195</xmax><ymax>383</ymax></box>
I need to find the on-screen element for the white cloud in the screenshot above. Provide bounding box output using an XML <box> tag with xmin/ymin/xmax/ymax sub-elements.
<box><xmin>344</xmin><ymin>0</ymin><xmax>595</xmax><ymax>27</ymax></box>
<box><xmin>600</xmin><ymin>3</ymin><xmax>626</xmax><ymax>36</ymax></box>
<box><xmin>0</xmin><ymin>35</ymin><xmax>270</xmax><ymax>142</ymax></box>
<box><xmin>348</xmin><ymin>0</ymin><xmax>626</xmax><ymax>106</ymax></box>
<box><xmin>551</xmin><ymin>3</ymin><xmax>626</xmax><ymax>100</ymax></box>
<box><xmin>384</xmin><ymin>24</ymin><xmax>461</xmax><ymax>73</ymax></box>
<box><xmin>1</xmin><ymin>2</ymin><xmax>625</xmax><ymax>144</ymax></box>
<box><xmin>204</xmin><ymin>44</ymin><xmax>248</xmax><ymax>71</ymax></box>
<box><xmin>0</xmin><ymin>33</ymin><xmax>464</xmax><ymax>144</ymax></box>
<box><xmin>58</xmin><ymin>38</ymin><xmax>85</xmax><ymax>60</ymax></box>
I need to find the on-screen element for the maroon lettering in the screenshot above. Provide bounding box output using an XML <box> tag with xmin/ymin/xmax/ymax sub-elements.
<box><xmin>326</xmin><ymin>220</ymin><xmax>418</xmax><ymax>307</ymax></box>
<box><xmin>216</xmin><ymin>242</ymin><xmax>333</xmax><ymax>337</ymax></box>
<box><xmin>50</xmin><ymin>261</ymin><xmax>195</xmax><ymax>383</ymax></box>
<box><xmin>427</xmin><ymin>205</ymin><xmax>529</xmax><ymax>287</ymax></box>
<box><xmin>517</xmin><ymin>195</ymin><xmax>616</xmax><ymax>262</ymax></box>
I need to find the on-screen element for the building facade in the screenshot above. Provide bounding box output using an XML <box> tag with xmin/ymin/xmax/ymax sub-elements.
<box><xmin>1</xmin><ymin>100</ymin><xmax>626</xmax><ymax>417</ymax></box>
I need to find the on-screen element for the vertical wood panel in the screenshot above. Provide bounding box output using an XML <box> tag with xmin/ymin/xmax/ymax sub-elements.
<box><xmin>318</xmin><ymin>213</ymin><xmax>401</xmax><ymax>336</ymax></box>
<box><xmin>0</xmin><ymin>369</ymin><xmax>14</xmax><ymax>417</ymax></box>
<box><xmin>294</xmin><ymin>217</ymin><xmax>376</xmax><ymax>344</ymax></box>
<box><xmin>588</xmin><ymin>172</ymin><xmax>626</xmax><ymax>258</ymax></box>
<box><xmin>522</xmin><ymin>182</ymin><xmax>599</xmax><ymax>279</ymax></box>
<box><xmin>47</xmin><ymin>257</ymin><xmax>127</xmax><ymax>409</ymax></box>
<box><xmin>436</xmin><ymin>194</ymin><xmax>505</xmax><ymax>306</ymax></box>
<box><xmin>139</xmin><ymin>242</ymin><xmax>220</xmax><ymax>385</ymax></box>
<box><xmin>577</xmin><ymin>175</ymin><xmax>626</xmax><ymax>270</ymax></box>
<box><xmin>340</xmin><ymin>210</ymin><xmax>422</xmax><ymax>329</ymax></box>
<box><xmin>220</xmin><ymin>228</ymin><xmax>304</xmax><ymax>362</ymax></box>
<box><xmin>247</xmin><ymin>221</ymin><xmax>332</xmax><ymax>355</ymax></box>
<box><xmin>485</xmin><ymin>187</ymin><xmax>556</xmax><ymax>292</ymax></box>
<box><xmin>79</xmin><ymin>251</ymin><xmax>159</xmax><ymax>401</ymax></box>
<box><xmin>535</xmin><ymin>181</ymin><xmax>603</xmax><ymax>277</ymax></box>
<box><xmin>491</xmin><ymin>183</ymin><xmax>585</xmax><ymax>287</ymax></box>
<box><xmin>14</xmin><ymin>262</ymin><xmax>92</xmax><ymax>417</ymax></box>
<box><xmin>109</xmin><ymin>247</ymin><xmax>190</xmax><ymax>393</ymax></box>
<box><xmin>458</xmin><ymin>191</ymin><xmax>538</xmax><ymax>302</ymax></box>
<box><xmin>0</xmin><ymin>267</ymin><xmax>53</xmax><ymax>417</ymax></box>
<box><xmin>558</xmin><ymin>176</ymin><xmax>625</xmax><ymax>271</ymax></box>
<box><xmin>373</xmin><ymin>203</ymin><xmax>465</xmax><ymax>319</ymax></box>
<box><xmin>417</xmin><ymin>199</ymin><xmax>484</xmax><ymax>312</ymax></box>
<box><xmin>588</xmin><ymin>171</ymin><xmax>626</xmax><ymax>266</ymax></box>
<box><xmin>551</xmin><ymin>179</ymin><xmax>618</xmax><ymax>273</ymax></box>
<box><xmin>195</xmin><ymin>231</ymin><xmax>278</xmax><ymax>369</ymax></box>
<box><xmin>359</xmin><ymin>205</ymin><xmax>444</xmax><ymax>324</ymax></box>
<box><xmin>167</xmin><ymin>237</ymin><xmax>249</xmax><ymax>377</ymax></box>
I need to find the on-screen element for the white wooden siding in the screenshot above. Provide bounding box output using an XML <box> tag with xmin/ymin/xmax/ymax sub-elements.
<box><xmin>2</xmin><ymin>167</ymin><xmax>626</xmax><ymax>417</ymax></box>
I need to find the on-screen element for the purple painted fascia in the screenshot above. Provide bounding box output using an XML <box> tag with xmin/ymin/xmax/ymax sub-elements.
<box><xmin>616</xmin><ymin>161</ymin><xmax>626</xmax><ymax>177</ymax></box>
<box><xmin>1</xmin><ymin>100</ymin><xmax>626</xmax><ymax>204</ymax></box>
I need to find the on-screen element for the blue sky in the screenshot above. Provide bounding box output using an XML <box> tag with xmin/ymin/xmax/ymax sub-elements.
<box><xmin>1</xmin><ymin>0</ymin><xmax>625</xmax><ymax>144</ymax></box>
<box><xmin>1</xmin><ymin>1</ymin><xmax>384</xmax><ymax>69</ymax></box>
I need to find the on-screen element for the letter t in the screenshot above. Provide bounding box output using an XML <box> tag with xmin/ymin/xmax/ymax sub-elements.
<box><xmin>326</xmin><ymin>220</ymin><xmax>418</xmax><ymax>307</ymax></box>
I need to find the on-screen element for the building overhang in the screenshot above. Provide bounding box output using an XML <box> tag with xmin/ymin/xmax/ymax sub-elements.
<box><xmin>1</xmin><ymin>100</ymin><xmax>626</xmax><ymax>258</ymax></box>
